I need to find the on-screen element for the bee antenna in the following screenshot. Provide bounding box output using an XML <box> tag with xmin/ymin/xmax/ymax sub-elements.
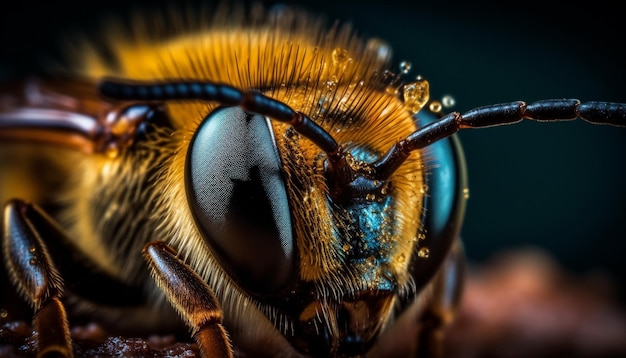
<box><xmin>99</xmin><ymin>78</ymin><xmax>355</xmax><ymax>186</ymax></box>
<box><xmin>99</xmin><ymin>79</ymin><xmax>341</xmax><ymax>151</ymax></box>
<box><xmin>373</xmin><ymin>99</ymin><xmax>626</xmax><ymax>180</ymax></box>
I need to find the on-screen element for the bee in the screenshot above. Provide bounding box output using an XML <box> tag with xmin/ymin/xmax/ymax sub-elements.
<box><xmin>0</xmin><ymin>2</ymin><xmax>624</xmax><ymax>358</ymax></box>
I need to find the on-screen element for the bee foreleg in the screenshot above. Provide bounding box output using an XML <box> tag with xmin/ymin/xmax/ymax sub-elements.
<box><xmin>143</xmin><ymin>241</ymin><xmax>234</xmax><ymax>358</ymax></box>
<box><xmin>2</xmin><ymin>199</ymin><xmax>73</xmax><ymax>357</ymax></box>
<box><xmin>416</xmin><ymin>239</ymin><xmax>465</xmax><ymax>358</ymax></box>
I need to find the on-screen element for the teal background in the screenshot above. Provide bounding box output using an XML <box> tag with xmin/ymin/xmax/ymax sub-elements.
<box><xmin>2</xmin><ymin>0</ymin><xmax>625</xmax><ymax>300</ymax></box>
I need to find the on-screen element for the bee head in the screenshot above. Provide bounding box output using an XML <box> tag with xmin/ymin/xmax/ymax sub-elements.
<box><xmin>100</xmin><ymin>78</ymin><xmax>467</xmax><ymax>356</ymax></box>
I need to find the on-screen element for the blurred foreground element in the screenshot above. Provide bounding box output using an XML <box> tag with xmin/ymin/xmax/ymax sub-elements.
<box><xmin>444</xmin><ymin>248</ymin><xmax>626</xmax><ymax>358</ymax></box>
<box><xmin>2</xmin><ymin>248</ymin><xmax>625</xmax><ymax>357</ymax></box>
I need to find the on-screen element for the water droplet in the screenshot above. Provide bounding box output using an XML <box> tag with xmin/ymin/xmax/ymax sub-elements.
<box><xmin>366</xmin><ymin>193</ymin><xmax>375</xmax><ymax>201</ymax></box>
<box><xmin>418</xmin><ymin>247</ymin><xmax>430</xmax><ymax>258</ymax></box>
<box><xmin>399</xmin><ymin>61</ymin><xmax>412</xmax><ymax>74</ymax></box>
<box><xmin>0</xmin><ymin>309</ymin><xmax>7</xmax><ymax>318</ymax></box>
<box><xmin>417</xmin><ymin>233</ymin><xmax>426</xmax><ymax>241</ymax></box>
<box><xmin>366</xmin><ymin>38</ymin><xmax>391</xmax><ymax>63</ymax></box>
<box><xmin>429</xmin><ymin>100</ymin><xmax>442</xmax><ymax>113</ymax></box>
<box><xmin>332</xmin><ymin>48</ymin><xmax>350</xmax><ymax>66</ymax></box>
<box><xmin>382</xmin><ymin>69</ymin><xmax>394</xmax><ymax>81</ymax></box>
<box><xmin>343</xmin><ymin>243</ymin><xmax>351</xmax><ymax>252</ymax></box>
<box><xmin>397</xmin><ymin>253</ymin><xmax>406</xmax><ymax>263</ymax></box>
<box><xmin>419</xmin><ymin>184</ymin><xmax>429</xmax><ymax>194</ymax></box>
<box><xmin>325</xmin><ymin>80</ymin><xmax>337</xmax><ymax>91</ymax></box>
<box><xmin>28</xmin><ymin>246</ymin><xmax>36</xmax><ymax>253</ymax></box>
<box><xmin>463</xmin><ymin>187</ymin><xmax>470</xmax><ymax>199</ymax></box>
<box><xmin>403</xmin><ymin>79</ymin><xmax>430</xmax><ymax>114</ymax></box>
<box><xmin>442</xmin><ymin>95</ymin><xmax>456</xmax><ymax>108</ymax></box>
<box><xmin>29</xmin><ymin>258</ymin><xmax>36</xmax><ymax>265</ymax></box>
<box><xmin>380</xmin><ymin>186</ymin><xmax>388</xmax><ymax>195</ymax></box>
<box><xmin>385</xmin><ymin>86</ymin><xmax>398</xmax><ymax>95</ymax></box>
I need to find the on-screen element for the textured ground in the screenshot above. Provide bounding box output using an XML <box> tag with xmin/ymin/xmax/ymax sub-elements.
<box><xmin>444</xmin><ymin>248</ymin><xmax>626</xmax><ymax>358</ymax></box>
<box><xmin>2</xmin><ymin>248</ymin><xmax>626</xmax><ymax>357</ymax></box>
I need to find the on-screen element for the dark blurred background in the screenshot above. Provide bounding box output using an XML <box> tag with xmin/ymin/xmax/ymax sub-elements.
<box><xmin>1</xmin><ymin>0</ymin><xmax>625</xmax><ymax>302</ymax></box>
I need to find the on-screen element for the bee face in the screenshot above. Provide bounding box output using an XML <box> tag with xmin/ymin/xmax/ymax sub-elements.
<box><xmin>157</xmin><ymin>24</ymin><xmax>430</xmax><ymax>354</ymax></box>
<box><xmin>1</xmin><ymin>1</ymin><xmax>624</xmax><ymax>358</ymax></box>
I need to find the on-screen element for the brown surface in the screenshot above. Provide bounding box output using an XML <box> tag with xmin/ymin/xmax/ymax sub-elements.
<box><xmin>2</xmin><ymin>248</ymin><xmax>625</xmax><ymax>357</ymax></box>
<box><xmin>444</xmin><ymin>248</ymin><xmax>626</xmax><ymax>358</ymax></box>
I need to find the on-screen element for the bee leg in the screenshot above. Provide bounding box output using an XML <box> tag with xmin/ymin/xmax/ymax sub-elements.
<box><xmin>416</xmin><ymin>239</ymin><xmax>465</xmax><ymax>358</ymax></box>
<box><xmin>2</xmin><ymin>199</ymin><xmax>73</xmax><ymax>357</ymax></box>
<box><xmin>143</xmin><ymin>241</ymin><xmax>234</xmax><ymax>358</ymax></box>
<box><xmin>20</xmin><ymin>201</ymin><xmax>179</xmax><ymax>333</ymax></box>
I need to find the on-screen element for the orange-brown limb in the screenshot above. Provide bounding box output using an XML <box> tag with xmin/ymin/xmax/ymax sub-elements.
<box><xmin>3</xmin><ymin>199</ymin><xmax>73</xmax><ymax>357</ymax></box>
<box><xmin>143</xmin><ymin>242</ymin><xmax>233</xmax><ymax>358</ymax></box>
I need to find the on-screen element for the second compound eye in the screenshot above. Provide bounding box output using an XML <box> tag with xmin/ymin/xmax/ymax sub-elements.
<box><xmin>185</xmin><ymin>106</ymin><xmax>294</xmax><ymax>293</ymax></box>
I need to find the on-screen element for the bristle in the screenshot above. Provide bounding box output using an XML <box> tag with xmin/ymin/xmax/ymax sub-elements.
<box><xmin>63</xmin><ymin>2</ymin><xmax>426</xmax><ymax>342</ymax></box>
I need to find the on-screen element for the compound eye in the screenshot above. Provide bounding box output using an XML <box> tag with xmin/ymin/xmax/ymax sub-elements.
<box><xmin>186</xmin><ymin>106</ymin><xmax>294</xmax><ymax>293</ymax></box>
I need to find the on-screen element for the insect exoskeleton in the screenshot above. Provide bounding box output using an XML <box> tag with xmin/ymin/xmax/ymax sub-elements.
<box><xmin>0</xmin><ymin>4</ymin><xmax>624</xmax><ymax>358</ymax></box>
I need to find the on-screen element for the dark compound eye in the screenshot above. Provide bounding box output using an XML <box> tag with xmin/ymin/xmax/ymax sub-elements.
<box><xmin>185</xmin><ymin>106</ymin><xmax>294</xmax><ymax>293</ymax></box>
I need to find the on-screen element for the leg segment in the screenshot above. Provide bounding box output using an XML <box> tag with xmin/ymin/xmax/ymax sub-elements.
<box><xmin>143</xmin><ymin>241</ymin><xmax>233</xmax><ymax>358</ymax></box>
<box><xmin>415</xmin><ymin>239</ymin><xmax>465</xmax><ymax>358</ymax></box>
<box><xmin>3</xmin><ymin>199</ymin><xmax>72</xmax><ymax>357</ymax></box>
<box><xmin>2</xmin><ymin>199</ymin><xmax>168</xmax><ymax>356</ymax></box>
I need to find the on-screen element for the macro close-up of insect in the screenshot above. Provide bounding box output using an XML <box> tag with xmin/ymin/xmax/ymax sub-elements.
<box><xmin>1</xmin><ymin>0</ymin><xmax>626</xmax><ymax>357</ymax></box>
